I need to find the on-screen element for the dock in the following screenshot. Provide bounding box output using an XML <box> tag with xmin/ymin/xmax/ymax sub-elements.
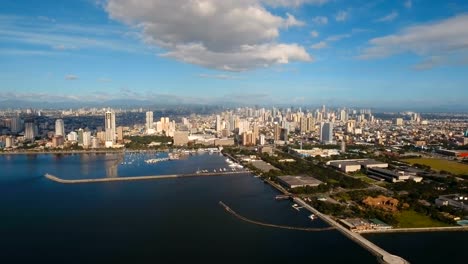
<box><xmin>44</xmin><ymin>171</ymin><xmax>251</xmax><ymax>184</ymax></box>
<box><xmin>293</xmin><ymin>197</ymin><xmax>409</xmax><ymax>264</ymax></box>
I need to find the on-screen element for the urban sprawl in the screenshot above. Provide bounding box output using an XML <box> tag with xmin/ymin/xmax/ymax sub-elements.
<box><xmin>1</xmin><ymin>106</ymin><xmax>467</xmax><ymax>232</ymax></box>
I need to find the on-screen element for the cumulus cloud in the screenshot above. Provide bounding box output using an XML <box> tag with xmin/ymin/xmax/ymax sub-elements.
<box><xmin>312</xmin><ymin>16</ymin><xmax>328</xmax><ymax>25</ymax></box>
<box><xmin>335</xmin><ymin>11</ymin><xmax>348</xmax><ymax>22</ymax></box>
<box><xmin>106</xmin><ymin>0</ymin><xmax>311</xmax><ymax>71</ymax></box>
<box><xmin>262</xmin><ymin>0</ymin><xmax>329</xmax><ymax>7</ymax></box>
<box><xmin>311</xmin><ymin>41</ymin><xmax>327</xmax><ymax>49</ymax></box>
<box><xmin>310</xmin><ymin>30</ymin><xmax>319</xmax><ymax>38</ymax></box>
<box><xmin>359</xmin><ymin>14</ymin><xmax>468</xmax><ymax>69</ymax></box>
<box><xmin>375</xmin><ymin>11</ymin><xmax>398</xmax><ymax>23</ymax></box>
<box><xmin>65</xmin><ymin>74</ymin><xmax>78</xmax><ymax>80</ymax></box>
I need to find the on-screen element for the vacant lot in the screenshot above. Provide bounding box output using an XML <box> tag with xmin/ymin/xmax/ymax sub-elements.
<box><xmin>404</xmin><ymin>158</ymin><xmax>468</xmax><ymax>175</ymax></box>
<box><xmin>396</xmin><ymin>210</ymin><xmax>450</xmax><ymax>228</ymax></box>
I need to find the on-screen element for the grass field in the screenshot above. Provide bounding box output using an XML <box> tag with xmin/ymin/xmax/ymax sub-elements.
<box><xmin>404</xmin><ymin>158</ymin><xmax>468</xmax><ymax>175</ymax></box>
<box><xmin>396</xmin><ymin>210</ymin><xmax>450</xmax><ymax>228</ymax></box>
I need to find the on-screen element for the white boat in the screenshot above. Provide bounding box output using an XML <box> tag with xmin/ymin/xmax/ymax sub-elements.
<box><xmin>309</xmin><ymin>214</ymin><xmax>317</xmax><ymax>220</ymax></box>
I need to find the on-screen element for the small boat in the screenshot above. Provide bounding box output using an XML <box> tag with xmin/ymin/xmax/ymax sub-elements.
<box><xmin>309</xmin><ymin>214</ymin><xmax>317</xmax><ymax>220</ymax></box>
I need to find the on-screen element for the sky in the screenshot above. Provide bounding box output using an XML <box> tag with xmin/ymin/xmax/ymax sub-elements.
<box><xmin>1</xmin><ymin>0</ymin><xmax>468</xmax><ymax>109</ymax></box>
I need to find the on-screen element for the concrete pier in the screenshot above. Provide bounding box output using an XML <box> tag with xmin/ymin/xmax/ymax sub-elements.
<box><xmin>45</xmin><ymin>171</ymin><xmax>251</xmax><ymax>184</ymax></box>
<box><xmin>294</xmin><ymin>198</ymin><xmax>409</xmax><ymax>264</ymax></box>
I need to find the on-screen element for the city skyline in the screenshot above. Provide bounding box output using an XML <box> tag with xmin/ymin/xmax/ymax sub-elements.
<box><xmin>1</xmin><ymin>0</ymin><xmax>468</xmax><ymax>109</ymax></box>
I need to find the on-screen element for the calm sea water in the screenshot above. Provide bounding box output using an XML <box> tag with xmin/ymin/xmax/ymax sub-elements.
<box><xmin>0</xmin><ymin>153</ymin><xmax>465</xmax><ymax>263</ymax></box>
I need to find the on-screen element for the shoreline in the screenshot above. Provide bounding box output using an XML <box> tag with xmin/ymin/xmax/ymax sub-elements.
<box><xmin>0</xmin><ymin>149</ymin><xmax>169</xmax><ymax>155</ymax></box>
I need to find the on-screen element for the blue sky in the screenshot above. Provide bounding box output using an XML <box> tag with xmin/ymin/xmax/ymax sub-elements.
<box><xmin>1</xmin><ymin>0</ymin><xmax>468</xmax><ymax>108</ymax></box>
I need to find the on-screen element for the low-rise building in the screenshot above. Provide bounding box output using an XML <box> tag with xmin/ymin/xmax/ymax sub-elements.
<box><xmin>435</xmin><ymin>194</ymin><xmax>468</xmax><ymax>212</ymax></box>
<box><xmin>326</xmin><ymin>159</ymin><xmax>388</xmax><ymax>173</ymax></box>
<box><xmin>367</xmin><ymin>167</ymin><xmax>423</xmax><ymax>183</ymax></box>
<box><xmin>277</xmin><ymin>175</ymin><xmax>323</xmax><ymax>189</ymax></box>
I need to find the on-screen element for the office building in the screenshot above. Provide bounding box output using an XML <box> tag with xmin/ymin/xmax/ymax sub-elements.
<box><xmin>55</xmin><ymin>119</ymin><xmax>65</xmax><ymax>137</ymax></box>
<box><xmin>105</xmin><ymin>110</ymin><xmax>116</xmax><ymax>147</ymax></box>
<box><xmin>10</xmin><ymin>117</ymin><xmax>22</xmax><ymax>134</ymax></box>
<box><xmin>320</xmin><ymin>122</ymin><xmax>334</xmax><ymax>144</ymax></box>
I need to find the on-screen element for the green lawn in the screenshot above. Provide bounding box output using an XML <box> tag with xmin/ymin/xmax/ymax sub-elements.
<box><xmin>395</xmin><ymin>210</ymin><xmax>450</xmax><ymax>228</ymax></box>
<box><xmin>404</xmin><ymin>158</ymin><xmax>468</xmax><ymax>175</ymax></box>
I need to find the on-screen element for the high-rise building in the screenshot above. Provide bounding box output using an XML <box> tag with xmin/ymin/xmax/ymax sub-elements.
<box><xmin>67</xmin><ymin>131</ymin><xmax>78</xmax><ymax>141</ymax></box>
<box><xmin>394</xmin><ymin>118</ymin><xmax>404</xmax><ymax>126</ymax></box>
<box><xmin>55</xmin><ymin>119</ymin><xmax>65</xmax><ymax>137</ymax></box>
<box><xmin>82</xmin><ymin>131</ymin><xmax>92</xmax><ymax>148</ymax></box>
<box><xmin>105</xmin><ymin>110</ymin><xmax>116</xmax><ymax>147</ymax></box>
<box><xmin>116</xmin><ymin>126</ymin><xmax>124</xmax><ymax>142</ymax></box>
<box><xmin>10</xmin><ymin>117</ymin><xmax>22</xmax><ymax>134</ymax></box>
<box><xmin>320</xmin><ymin>122</ymin><xmax>334</xmax><ymax>144</ymax></box>
<box><xmin>273</xmin><ymin>123</ymin><xmax>281</xmax><ymax>141</ymax></box>
<box><xmin>5</xmin><ymin>136</ymin><xmax>14</xmax><ymax>148</ymax></box>
<box><xmin>146</xmin><ymin>111</ymin><xmax>153</xmax><ymax>130</ymax></box>
<box><xmin>340</xmin><ymin>109</ymin><xmax>347</xmax><ymax>122</ymax></box>
<box><xmin>259</xmin><ymin>134</ymin><xmax>266</xmax><ymax>145</ymax></box>
<box><xmin>24</xmin><ymin>120</ymin><xmax>37</xmax><ymax>141</ymax></box>
<box><xmin>77</xmin><ymin>128</ymin><xmax>84</xmax><ymax>145</ymax></box>
<box><xmin>215</xmin><ymin>115</ymin><xmax>222</xmax><ymax>132</ymax></box>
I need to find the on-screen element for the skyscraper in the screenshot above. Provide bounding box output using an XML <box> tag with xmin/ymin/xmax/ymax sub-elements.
<box><xmin>10</xmin><ymin>117</ymin><xmax>22</xmax><ymax>134</ymax></box>
<box><xmin>24</xmin><ymin>120</ymin><xmax>37</xmax><ymax>141</ymax></box>
<box><xmin>145</xmin><ymin>111</ymin><xmax>153</xmax><ymax>130</ymax></box>
<box><xmin>215</xmin><ymin>115</ymin><xmax>222</xmax><ymax>132</ymax></box>
<box><xmin>55</xmin><ymin>119</ymin><xmax>65</xmax><ymax>136</ymax></box>
<box><xmin>320</xmin><ymin>122</ymin><xmax>334</xmax><ymax>144</ymax></box>
<box><xmin>105</xmin><ymin>110</ymin><xmax>116</xmax><ymax>147</ymax></box>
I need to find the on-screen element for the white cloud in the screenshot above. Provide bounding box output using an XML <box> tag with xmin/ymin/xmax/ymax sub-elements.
<box><xmin>197</xmin><ymin>74</ymin><xmax>241</xmax><ymax>80</ymax></box>
<box><xmin>0</xmin><ymin>16</ymin><xmax>147</xmax><ymax>54</ymax></box>
<box><xmin>261</xmin><ymin>0</ymin><xmax>329</xmax><ymax>7</ymax></box>
<box><xmin>404</xmin><ymin>0</ymin><xmax>412</xmax><ymax>9</ymax></box>
<box><xmin>65</xmin><ymin>74</ymin><xmax>78</xmax><ymax>80</ymax></box>
<box><xmin>312</xmin><ymin>16</ymin><xmax>328</xmax><ymax>25</ymax></box>
<box><xmin>162</xmin><ymin>43</ymin><xmax>311</xmax><ymax>71</ymax></box>
<box><xmin>311</xmin><ymin>41</ymin><xmax>327</xmax><ymax>49</ymax></box>
<box><xmin>106</xmin><ymin>0</ymin><xmax>311</xmax><ymax>71</ymax></box>
<box><xmin>359</xmin><ymin>14</ymin><xmax>468</xmax><ymax>69</ymax></box>
<box><xmin>285</xmin><ymin>13</ymin><xmax>306</xmax><ymax>27</ymax></box>
<box><xmin>375</xmin><ymin>11</ymin><xmax>399</xmax><ymax>23</ymax></box>
<box><xmin>335</xmin><ymin>11</ymin><xmax>348</xmax><ymax>22</ymax></box>
<box><xmin>310</xmin><ymin>30</ymin><xmax>319</xmax><ymax>38</ymax></box>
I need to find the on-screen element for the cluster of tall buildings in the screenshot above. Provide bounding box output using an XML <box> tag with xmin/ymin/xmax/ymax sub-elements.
<box><xmin>145</xmin><ymin>111</ymin><xmax>176</xmax><ymax>136</ymax></box>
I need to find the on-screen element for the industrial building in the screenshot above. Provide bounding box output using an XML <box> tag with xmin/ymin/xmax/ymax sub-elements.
<box><xmin>326</xmin><ymin>159</ymin><xmax>388</xmax><ymax>173</ymax></box>
<box><xmin>277</xmin><ymin>175</ymin><xmax>323</xmax><ymax>189</ymax></box>
<box><xmin>435</xmin><ymin>194</ymin><xmax>468</xmax><ymax>212</ymax></box>
<box><xmin>367</xmin><ymin>167</ymin><xmax>423</xmax><ymax>183</ymax></box>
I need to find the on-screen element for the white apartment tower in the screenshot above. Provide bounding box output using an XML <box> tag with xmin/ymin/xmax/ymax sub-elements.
<box><xmin>146</xmin><ymin>111</ymin><xmax>153</xmax><ymax>130</ymax></box>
